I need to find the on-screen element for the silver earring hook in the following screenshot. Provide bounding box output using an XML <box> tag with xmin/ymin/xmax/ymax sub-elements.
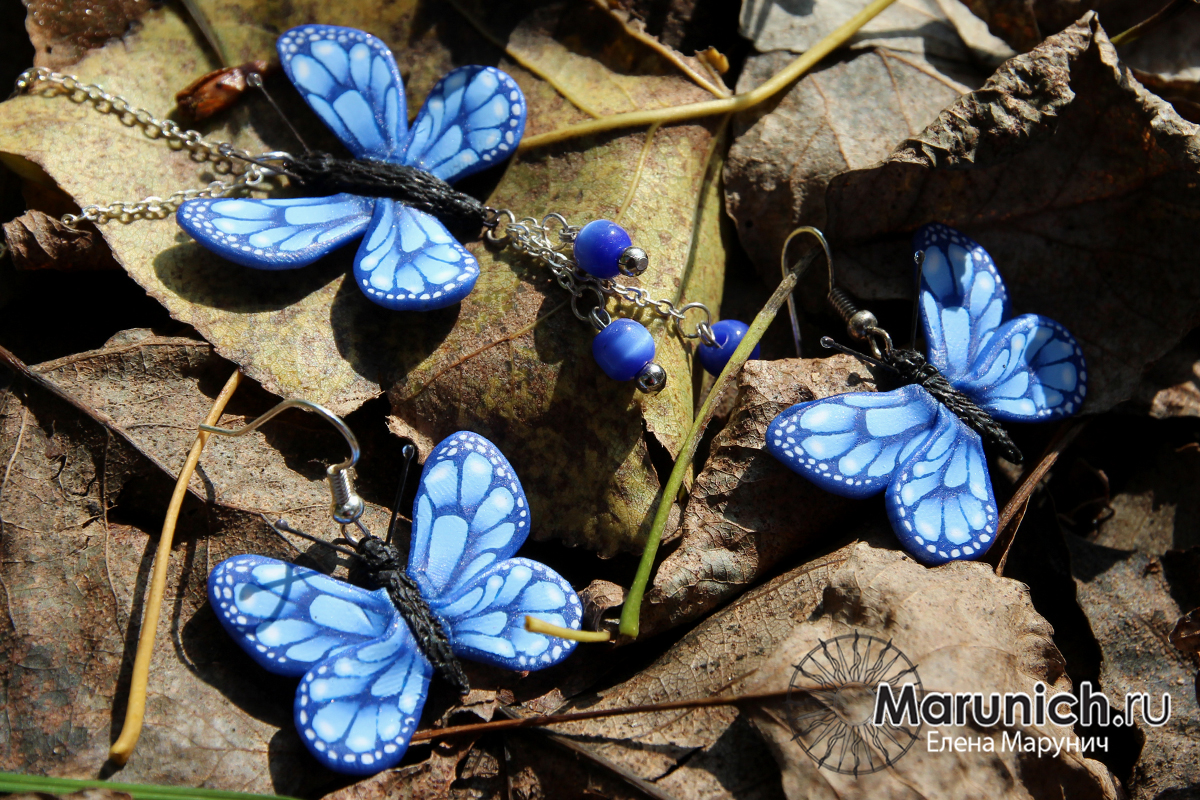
<box><xmin>200</xmin><ymin>398</ymin><xmax>366</xmax><ymax>526</ymax></box>
<box><xmin>779</xmin><ymin>226</ymin><xmax>834</xmax><ymax>357</ymax></box>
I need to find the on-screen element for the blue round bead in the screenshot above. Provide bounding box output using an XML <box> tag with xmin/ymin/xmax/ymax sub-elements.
<box><xmin>697</xmin><ymin>319</ymin><xmax>761</xmax><ymax>376</ymax></box>
<box><xmin>574</xmin><ymin>220</ymin><xmax>632</xmax><ymax>279</ymax></box>
<box><xmin>593</xmin><ymin>318</ymin><xmax>656</xmax><ymax>381</ymax></box>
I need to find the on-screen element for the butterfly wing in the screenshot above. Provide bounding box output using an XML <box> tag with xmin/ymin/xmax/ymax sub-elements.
<box><xmin>208</xmin><ymin>555</ymin><xmax>399</xmax><ymax>675</ymax></box>
<box><xmin>352</xmin><ymin>200</ymin><xmax>480</xmax><ymax>310</ymax></box>
<box><xmin>278</xmin><ymin>25</ymin><xmax>406</xmax><ymax>160</ymax></box>
<box><xmin>766</xmin><ymin>386</ymin><xmax>942</xmax><ymax>499</ymax></box>
<box><xmin>915</xmin><ymin>223</ymin><xmax>1011</xmax><ymax>383</ymax></box>
<box><xmin>407</xmin><ymin>431</ymin><xmax>531</xmax><ymax>598</ymax></box>
<box><xmin>295</xmin><ymin>620</ymin><xmax>432</xmax><ymax>775</ymax></box>
<box><xmin>954</xmin><ymin>313</ymin><xmax>1087</xmax><ymax>423</ymax></box>
<box><xmin>401</xmin><ymin>66</ymin><xmax>527</xmax><ymax>181</ymax></box>
<box><xmin>886</xmin><ymin>407</ymin><xmax>998</xmax><ymax>564</ymax></box>
<box><xmin>177</xmin><ymin>195</ymin><xmax>374</xmax><ymax>270</ymax></box>
<box><xmin>431</xmin><ymin>557</ymin><xmax>582</xmax><ymax>670</ymax></box>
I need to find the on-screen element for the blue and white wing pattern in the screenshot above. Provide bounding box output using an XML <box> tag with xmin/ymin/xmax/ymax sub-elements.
<box><xmin>295</xmin><ymin>620</ymin><xmax>432</xmax><ymax>775</ymax></box>
<box><xmin>208</xmin><ymin>555</ymin><xmax>397</xmax><ymax>674</ymax></box>
<box><xmin>177</xmin><ymin>195</ymin><xmax>374</xmax><ymax>270</ymax></box>
<box><xmin>401</xmin><ymin>66</ymin><xmax>527</xmax><ymax>181</ymax></box>
<box><xmin>885</xmin><ymin>408</ymin><xmax>998</xmax><ymax>565</ymax></box>
<box><xmin>408</xmin><ymin>430</ymin><xmax>582</xmax><ymax>670</ymax></box>
<box><xmin>766</xmin><ymin>386</ymin><xmax>941</xmax><ymax>499</ymax></box>
<box><xmin>434</xmin><ymin>557</ymin><xmax>582</xmax><ymax>670</ymax></box>
<box><xmin>955</xmin><ymin>313</ymin><xmax>1087</xmax><ymax>422</ymax></box>
<box><xmin>353</xmin><ymin>200</ymin><xmax>479</xmax><ymax>310</ymax></box>
<box><xmin>279</xmin><ymin>25</ymin><xmax>406</xmax><ymax>160</ymax></box>
<box><xmin>407</xmin><ymin>431</ymin><xmax>532</xmax><ymax>597</ymax></box>
<box><xmin>915</xmin><ymin>223</ymin><xmax>1010</xmax><ymax>383</ymax></box>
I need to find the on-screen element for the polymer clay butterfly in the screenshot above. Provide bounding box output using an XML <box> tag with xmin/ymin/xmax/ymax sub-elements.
<box><xmin>177</xmin><ymin>24</ymin><xmax>526</xmax><ymax>311</ymax></box>
<box><xmin>766</xmin><ymin>224</ymin><xmax>1087</xmax><ymax>565</ymax></box>
<box><xmin>207</xmin><ymin>431</ymin><xmax>581</xmax><ymax>775</ymax></box>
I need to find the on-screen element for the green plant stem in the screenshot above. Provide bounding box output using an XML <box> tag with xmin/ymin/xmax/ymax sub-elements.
<box><xmin>0</xmin><ymin>772</ymin><xmax>297</xmax><ymax>800</ymax></box>
<box><xmin>618</xmin><ymin>251</ymin><xmax>817</xmax><ymax>638</ymax></box>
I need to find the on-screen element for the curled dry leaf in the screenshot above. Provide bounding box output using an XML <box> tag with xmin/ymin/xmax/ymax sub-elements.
<box><xmin>0</xmin><ymin>375</ymin><xmax>340</xmax><ymax>794</ymax></box>
<box><xmin>1</xmin><ymin>209</ymin><xmax>120</xmax><ymax>271</ymax></box>
<box><xmin>1137</xmin><ymin>333</ymin><xmax>1200</xmax><ymax>419</ymax></box>
<box><xmin>821</xmin><ymin>15</ymin><xmax>1200</xmax><ymax>414</ymax></box>
<box><xmin>1066</xmin><ymin>538</ymin><xmax>1200</xmax><ymax>800</ymax></box>
<box><xmin>1170</xmin><ymin>607</ymin><xmax>1200</xmax><ymax>660</ymax></box>
<box><xmin>0</xmin><ymin>0</ymin><xmax>727</xmax><ymax>555</ymax></box>
<box><xmin>636</xmin><ymin>354</ymin><xmax>868</xmax><ymax>636</ymax></box>
<box><xmin>747</xmin><ymin>543</ymin><xmax>1120</xmax><ymax>799</ymax></box>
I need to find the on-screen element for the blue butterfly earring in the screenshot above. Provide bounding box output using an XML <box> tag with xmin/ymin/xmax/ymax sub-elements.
<box><xmin>199</xmin><ymin>400</ymin><xmax>583</xmax><ymax>775</ymax></box>
<box><xmin>766</xmin><ymin>224</ymin><xmax>1087</xmax><ymax>565</ymax></box>
<box><xmin>176</xmin><ymin>24</ymin><xmax>528</xmax><ymax>311</ymax></box>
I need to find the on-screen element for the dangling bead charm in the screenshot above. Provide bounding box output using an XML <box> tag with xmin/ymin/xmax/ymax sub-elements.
<box><xmin>592</xmin><ymin>318</ymin><xmax>665</xmax><ymax>392</ymax></box>
<box><xmin>697</xmin><ymin>319</ymin><xmax>760</xmax><ymax>376</ymax></box>
<box><xmin>574</xmin><ymin>220</ymin><xmax>648</xmax><ymax>279</ymax></box>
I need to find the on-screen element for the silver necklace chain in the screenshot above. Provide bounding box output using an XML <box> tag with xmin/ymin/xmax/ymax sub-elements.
<box><xmin>483</xmin><ymin>210</ymin><xmax>717</xmax><ymax>345</ymax></box>
<box><xmin>13</xmin><ymin>67</ymin><xmax>273</xmax><ymax>227</ymax></box>
<box><xmin>12</xmin><ymin>68</ymin><xmax>718</xmax><ymax>345</ymax></box>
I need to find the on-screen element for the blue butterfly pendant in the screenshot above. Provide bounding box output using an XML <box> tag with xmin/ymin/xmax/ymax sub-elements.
<box><xmin>766</xmin><ymin>224</ymin><xmax>1087</xmax><ymax>565</ymax></box>
<box><xmin>177</xmin><ymin>25</ymin><xmax>527</xmax><ymax>311</ymax></box>
<box><xmin>207</xmin><ymin>431</ymin><xmax>581</xmax><ymax>775</ymax></box>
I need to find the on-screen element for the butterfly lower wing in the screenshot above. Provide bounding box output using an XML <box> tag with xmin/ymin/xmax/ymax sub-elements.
<box><xmin>915</xmin><ymin>224</ymin><xmax>1011</xmax><ymax>382</ymax></box>
<box><xmin>886</xmin><ymin>407</ymin><xmax>998</xmax><ymax>564</ymax></box>
<box><xmin>278</xmin><ymin>25</ymin><xmax>406</xmax><ymax>160</ymax></box>
<box><xmin>208</xmin><ymin>555</ymin><xmax>397</xmax><ymax>677</ymax></box>
<box><xmin>296</xmin><ymin>620</ymin><xmax>433</xmax><ymax>775</ymax></box>
<box><xmin>433</xmin><ymin>557</ymin><xmax>582</xmax><ymax>671</ymax></box>
<box><xmin>766</xmin><ymin>386</ymin><xmax>942</xmax><ymax>499</ymax></box>
<box><xmin>353</xmin><ymin>201</ymin><xmax>480</xmax><ymax>310</ymax></box>
<box><xmin>401</xmin><ymin>66</ymin><xmax>526</xmax><ymax>181</ymax></box>
<box><xmin>408</xmin><ymin>432</ymin><xmax>531</xmax><ymax>598</ymax></box>
<box><xmin>955</xmin><ymin>313</ymin><xmax>1087</xmax><ymax>422</ymax></box>
<box><xmin>178</xmin><ymin>195</ymin><xmax>374</xmax><ymax>270</ymax></box>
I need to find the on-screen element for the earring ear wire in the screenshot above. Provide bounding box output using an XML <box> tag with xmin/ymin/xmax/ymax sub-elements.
<box><xmin>779</xmin><ymin>226</ymin><xmax>834</xmax><ymax>357</ymax></box>
<box><xmin>200</xmin><ymin>398</ymin><xmax>366</xmax><ymax>526</ymax></box>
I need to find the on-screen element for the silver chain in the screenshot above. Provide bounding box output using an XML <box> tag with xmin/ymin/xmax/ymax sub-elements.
<box><xmin>13</xmin><ymin>67</ymin><xmax>274</xmax><ymax>227</ymax></box>
<box><xmin>484</xmin><ymin>209</ymin><xmax>718</xmax><ymax>345</ymax></box>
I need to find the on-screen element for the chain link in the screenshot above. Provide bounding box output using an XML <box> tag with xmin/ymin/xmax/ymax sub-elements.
<box><xmin>484</xmin><ymin>208</ymin><xmax>717</xmax><ymax>343</ymax></box>
<box><xmin>13</xmin><ymin>67</ymin><xmax>272</xmax><ymax>226</ymax></box>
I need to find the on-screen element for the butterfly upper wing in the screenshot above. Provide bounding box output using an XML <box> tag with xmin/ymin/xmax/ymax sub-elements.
<box><xmin>432</xmin><ymin>557</ymin><xmax>582</xmax><ymax>671</ymax></box>
<box><xmin>408</xmin><ymin>431</ymin><xmax>532</xmax><ymax>599</ymax></box>
<box><xmin>955</xmin><ymin>314</ymin><xmax>1087</xmax><ymax>423</ymax></box>
<box><xmin>401</xmin><ymin>66</ymin><xmax>527</xmax><ymax>181</ymax></box>
<box><xmin>353</xmin><ymin>200</ymin><xmax>480</xmax><ymax>310</ymax></box>
<box><xmin>279</xmin><ymin>25</ymin><xmax>406</xmax><ymax>161</ymax></box>
<box><xmin>766</xmin><ymin>386</ymin><xmax>942</xmax><ymax>499</ymax></box>
<box><xmin>885</xmin><ymin>407</ymin><xmax>999</xmax><ymax>564</ymax></box>
<box><xmin>915</xmin><ymin>223</ymin><xmax>1011</xmax><ymax>383</ymax></box>
<box><xmin>295</xmin><ymin>619</ymin><xmax>432</xmax><ymax>775</ymax></box>
<box><xmin>177</xmin><ymin>195</ymin><xmax>374</xmax><ymax>270</ymax></box>
<box><xmin>208</xmin><ymin>555</ymin><xmax>397</xmax><ymax>676</ymax></box>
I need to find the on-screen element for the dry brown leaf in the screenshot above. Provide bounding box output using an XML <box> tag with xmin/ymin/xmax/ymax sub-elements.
<box><xmin>636</xmin><ymin>354</ymin><xmax>869</xmax><ymax>636</ymax></box>
<box><xmin>537</xmin><ymin>539</ymin><xmax>868</xmax><ymax>800</ymax></box>
<box><xmin>820</xmin><ymin>15</ymin><xmax>1200</xmax><ymax>415</ymax></box>
<box><xmin>725</xmin><ymin>44</ymin><xmax>978</xmax><ymax>284</ymax></box>
<box><xmin>1170</xmin><ymin>608</ymin><xmax>1200</xmax><ymax>660</ymax></box>
<box><xmin>30</xmin><ymin>329</ymin><xmax>397</xmax><ymax>542</ymax></box>
<box><xmin>24</xmin><ymin>0</ymin><xmax>157</xmax><ymax>69</ymax></box>
<box><xmin>747</xmin><ymin>543</ymin><xmax>1120</xmax><ymax>799</ymax></box>
<box><xmin>1138</xmin><ymin>333</ymin><xmax>1200</xmax><ymax>419</ymax></box>
<box><xmin>0</xmin><ymin>378</ymin><xmax>343</xmax><ymax>794</ymax></box>
<box><xmin>1</xmin><ymin>210</ymin><xmax>120</xmax><ymax>271</ymax></box>
<box><xmin>1066</xmin><ymin>538</ymin><xmax>1200</xmax><ymax>800</ymax></box>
